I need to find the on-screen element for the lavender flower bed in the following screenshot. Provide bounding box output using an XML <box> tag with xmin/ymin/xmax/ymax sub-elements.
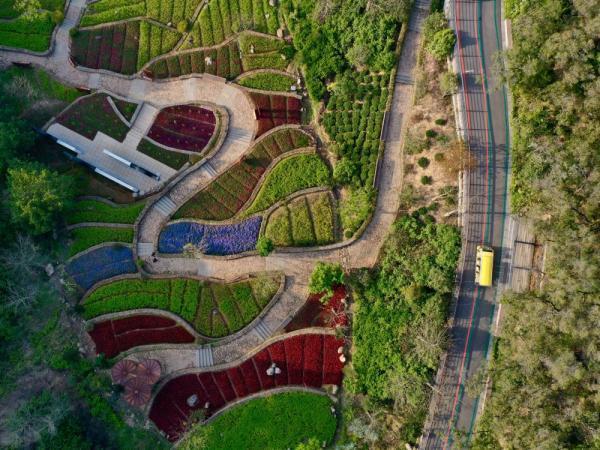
<box><xmin>66</xmin><ymin>245</ymin><xmax>137</xmax><ymax>290</ymax></box>
<box><xmin>158</xmin><ymin>217</ymin><xmax>262</xmax><ymax>256</ymax></box>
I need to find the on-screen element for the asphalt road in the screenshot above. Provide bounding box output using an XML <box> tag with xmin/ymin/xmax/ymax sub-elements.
<box><xmin>419</xmin><ymin>0</ymin><xmax>512</xmax><ymax>448</ymax></box>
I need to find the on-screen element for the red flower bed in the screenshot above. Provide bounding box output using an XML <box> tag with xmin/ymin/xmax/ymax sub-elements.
<box><xmin>239</xmin><ymin>360</ymin><xmax>262</xmax><ymax>393</ymax></box>
<box><xmin>71</xmin><ymin>22</ymin><xmax>140</xmax><ymax>75</ymax></box>
<box><xmin>147</xmin><ymin>105</ymin><xmax>216</xmax><ymax>152</ymax></box>
<box><xmin>88</xmin><ymin>314</ymin><xmax>195</xmax><ymax>358</ymax></box>
<box><xmin>285</xmin><ymin>285</ymin><xmax>348</xmax><ymax>331</ymax></box>
<box><xmin>250</xmin><ymin>93</ymin><xmax>302</xmax><ymax>137</ymax></box>
<box><xmin>149</xmin><ymin>333</ymin><xmax>344</xmax><ymax>441</ymax></box>
<box><xmin>284</xmin><ymin>334</ymin><xmax>304</xmax><ymax>385</ymax></box>
<box><xmin>302</xmin><ymin>334</ymin><xmax>324</xmax><ymax>387</ymax></box>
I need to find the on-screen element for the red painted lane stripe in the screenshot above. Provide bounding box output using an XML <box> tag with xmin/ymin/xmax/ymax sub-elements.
<box><xmin>442</xmin><ymin>0</ymin><xmax>492</xmax><ymax>447</ymax></box>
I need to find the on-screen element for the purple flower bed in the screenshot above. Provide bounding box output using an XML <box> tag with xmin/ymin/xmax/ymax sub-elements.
<box><xmin>66</xmin><ymin>245</ymin><xmax>137</xmax><ymax>290</ymax></box>
<box><xmin>158</xmin><ymin>217</ymin><xmax>262</xmax><ymax>256</ymax></box>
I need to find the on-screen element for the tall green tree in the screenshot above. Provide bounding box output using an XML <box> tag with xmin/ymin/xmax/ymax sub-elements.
<box><xmin>7</xmin><ymin>161</ymin><xmax>75</xmax><ymax>235</ymax></box>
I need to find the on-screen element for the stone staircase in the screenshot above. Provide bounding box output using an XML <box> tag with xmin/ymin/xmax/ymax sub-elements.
<box><xmin>228</xmin><ymin>127</ymin><xmax>253</xmax><ymax>145</ymax></box>
<box><xmin>254</xmin><ymin>320</ymin><xmax>272</xmax><ymax>341</ymax></box>
<box><xmin>396</xmin><ymin>72</ymin><xmax>414</xmax><ymax>85</ymax></box>
<box><xmin>137</xmin><ymin>242</ymin><xmax>154</xmax><ymax>257</ymax></box>
<box><xmin>154</xmin><ymin>196</ymin><xmax>177</xmax><ymax>217</ymax></box>
<box><xmin>197</xmin><ymin>346</ymin><xmax>214</xmax><ymax>368</ymax></box>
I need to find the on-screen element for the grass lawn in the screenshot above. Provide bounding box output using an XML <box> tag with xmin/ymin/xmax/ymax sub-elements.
<box><xmin>243</xmin><ymin>154</ymin><xmax>331</xmax><ymax>216</ymax></box>
<box><xmin>237</xmin><ymin>72</ymin><xmax>295</xmax><ymax>92</ymax></box>
<box><xmin>69</xmin><ymin>226</ymin><xmax>134</xmax><ymax>257</ymax></box>
<box><xmin>82</xmin><ymin>274</ymin><xmax>280</xmax><ymax>336</ymax></box>
<box><xmin>180</xmin><ymin>392</ymin><xmax>337</xmax><ymax>450</ymax></box>
<box><xmin>66</xmin><ymin>199</ymin><xmax>145</xmax><ymax>224</ymax></box>
<box><xmin>137</xmin><ymin>138</ymin><xmax>190</xmax><ymax>170</ymax></box>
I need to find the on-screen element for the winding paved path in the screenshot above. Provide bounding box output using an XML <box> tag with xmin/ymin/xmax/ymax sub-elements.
<box><xmin>0</xmin><ymin>0</ymin><xmax>426</xmax><ymax>375</ymax></box>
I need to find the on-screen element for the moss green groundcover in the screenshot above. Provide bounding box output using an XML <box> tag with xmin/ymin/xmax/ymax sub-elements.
<box><xmin>180</xmin><ymin>392</ymin><xmax>336</xmax><ymax>450</ymax></box>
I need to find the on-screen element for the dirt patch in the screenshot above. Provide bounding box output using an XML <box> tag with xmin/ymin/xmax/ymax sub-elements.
<box><xmin>402</xmin><ymin>52</ymin><xmax>459</xmax><ymax>224</ymax></box>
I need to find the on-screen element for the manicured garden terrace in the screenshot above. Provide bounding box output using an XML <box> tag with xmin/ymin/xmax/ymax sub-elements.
<box><xmin>174</xmin><ymin>127</ymin><xmax>312</xmax><ymax>220</ymax></box>
<box><xmin>68</xmin><ymin>226</ymin><xmax>134</xmax><ymax>257</ymax></box>
<box><xmin>54</xmin><ymin>93</ymin><xmax>131</xmax><ymax>142</ymax></box>
<box><xmin>180</xmin><ymin>391</ymin><xmax>337</xmax><ymax>450</ymax></box>
<box><xmin>137</xmin><ymin>139</ymin><xmax>190</xmax><ymax>170</ymax></box>
<box><xmin>66</xmin><ymin>244</ymin><xmax>137</xmax><ymax>291</ymax></box>
<box><xmin>181</xmin><ymin>0</ymin><xmax>282</xmax><ymax>49</ymax></box>
<box><xmin>264</xmin><ymin>191</ymin><xmax>337</xmax><ymax>247</ymax></box>
<box><xmin>66</xmin><ymin>199</ymin><xmax>146</xmax><ymax>224</ymax></box>
<box><xmin>89</xmin><ymin>314</ymin><xmax>196</xmax><ymax>358</ymax></box>
<box><xmin>147</xmin><ymin>105</ymin><xmax>216</xmax><ymax>153</ymax></box>
<box><xmin>250</xmin><ymin>91</ymin><xmax>302</xmax><ymax>137</ymax></box>
<box><xmin>159</xmin><ymin>217</ymin><xmax>262</xmax><ymax>255</ymax></box>
<box><xmin>241</xmin><ymin>153</ymin><xmax>331</xmax><ymax>216</ymax></box>
<box><xmin>237</xmin><ymin>71</ymin><xmax>296</xmax><ymax>92</ymax></box>
<box><xmin>82</xmin><ymin>274</ymin><xmax>281</xmax><ymax>337</ymax></box>
<box><xmin>149</xmin><ymin>332</ymin><xmax>344</xmax><ymax>441</ymax></box>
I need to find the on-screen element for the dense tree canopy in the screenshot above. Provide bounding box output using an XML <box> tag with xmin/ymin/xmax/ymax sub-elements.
<box><xmin>473</xmin><ymin>1</ymin><xmax>600</xmax><ymax>448</ymax></box>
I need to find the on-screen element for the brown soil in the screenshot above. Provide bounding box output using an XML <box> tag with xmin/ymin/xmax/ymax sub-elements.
<box><xmin>403</xmin><ymin>53</ymin><xmax>459</xmax><ymax>224</ymax></box>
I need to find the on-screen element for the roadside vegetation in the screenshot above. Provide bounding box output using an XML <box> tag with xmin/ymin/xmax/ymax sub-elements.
<box><xmin>340</xmin><ymin>213</ymin><xmax>460</xmax><ymax>448</ymax></box>
<box><xmin>472</xmin><ymin>1</ymin><xmax>599</xmax><ymax>448</ymax></box>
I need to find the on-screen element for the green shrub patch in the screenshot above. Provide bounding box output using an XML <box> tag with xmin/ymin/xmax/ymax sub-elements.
<box><xmin>112</xmin><ymin>97</ymin><xmax>138</xmax><ymax>122</ymax></box>
<box><xmin>80</xmin><ymin>0</ymin><xmax>146</xmax><ymax>27</ymax></box>
<box><xmin>242</xmin><ymin>153</ymin><xmax>331</xmax><ymax>216</ymax></box>
<box><xmin>69</xmin><ymin>226</ymin><xmax>134</xmax><ymax>257</ymax></box>
<box><xmin>322</xmin><ymin>72</ymin><xmax>388</xmax><ymax>187</ymax></box>
<box><xmin>265</xmin><ymin>191</ymin><xmax>337</xmax><ymax>247</ymax></box>
<box><xmin>66</xmin><ymin>199</ymin><xmax>145</xmax><ymax>224</ymax></box>
<box><xmin>82</xmin><ymin>274</ymin><xmax>280</xmax><ymax>337</ymax></box>
<box><xmin>174</xmin><ymin>128</ymin><xmax>311</xmax><ymax>220</ymax></box>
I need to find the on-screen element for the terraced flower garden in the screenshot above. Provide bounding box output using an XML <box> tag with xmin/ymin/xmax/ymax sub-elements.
<box><xmin>66</xmin><ymin>244</ymin><xmax>137</xmax><ymax>290</ymax></box>
<box><xmin>54</xmin><ymin>93</ymin><xmax>133</xmax><ymax>142</ymax></box>
<box><xmin>237</xmin><ymin>71</ymin><xmax>296</xmax><ymax>92</ymax></box>
<box><xmin>71</xmin><ymin>0</ymin><xmax>289</xmax><ymax>77</ymax></box>
<box><xmin>66</xmin><ymin>199</ymin><xmax>146</xmax><ymax>224</ymax></box>
<box><xmin>180</xmin><ymin>391</ymin><xmax>337</xmax><ymax>450</ymax></box>
<box><xmin>264</xmin><ymin>191</ymin><xmax>338</xmax><ymax>247</ymax></box>
<box><xmin>0</xmin><ymin>0</ymin><xmax>64</xmax><ymax>52</ymax></box>
<box><xmin>174</xmin><ymin>127</ymin><xmax>312</xmax><ymax>220</ymax></box>
<box><xmin>82</xmin><ymin>274</ymin><xmax>281</xmax><ymax>337</ymax></box>
<box><xmin>89</xmin><ymin>314</ymin><xmax>196</xmax><ymax>358</ymax></box>
<box><xmin>149</xmin><ymin>332</ymin><xmax>344</xmax><ymax>441</ymax></box>
<box><xmin>147</xmin><ymin>105</ymin><xmax>216</xmax><ymax>152</ymax></box>
<box><xmin>250</xmin><ymin>92</ymin><xmax>302</xmax><ymax>137</ymax></box>
<box><xmin>146</xmin><ymin>33</ymin><xmax>289</xmax><ymax>80</ymax></box>
<box><xmin>68</xmin><ymin>226</ymin><xmax>134</xmax><ymax>257</ymax></box>
<box><xmin>159</xmin><ymin>217</ymin><xmax>262</xmax><ymax>255</ymax></box>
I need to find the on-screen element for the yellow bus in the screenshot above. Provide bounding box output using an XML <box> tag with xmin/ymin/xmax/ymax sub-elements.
<box><xmin>475</xmin><ymin>245</ymin><xmax>494</xmax><ymax>287</ymax></box>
